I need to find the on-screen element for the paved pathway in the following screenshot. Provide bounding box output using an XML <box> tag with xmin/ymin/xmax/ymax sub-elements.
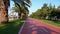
<box><xmin>18</xmin><ymin>18</ymin><xmax>60</xmax><ymax>34</ymax></box>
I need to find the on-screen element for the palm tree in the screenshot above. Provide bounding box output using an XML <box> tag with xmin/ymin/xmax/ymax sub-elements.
<box><xmin>0</xmin><ymin>0</ymin><xmax>10</xmax><ymax>24</ymax></box>
<box><xmin>12</xmin><ymin>0</ymin><xmax>31</xmax><ymax>19</ymax></box>
<box><xmin>12</xmin><ymin>5</ymin><xmax>29</xmax><ymax>19</ymax></box>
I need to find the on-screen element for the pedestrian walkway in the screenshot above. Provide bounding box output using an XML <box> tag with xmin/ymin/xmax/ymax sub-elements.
<box><xmin>18</xmin><ymin>18</ymin><xmax>60</xmax><ymax>34</ymax></box>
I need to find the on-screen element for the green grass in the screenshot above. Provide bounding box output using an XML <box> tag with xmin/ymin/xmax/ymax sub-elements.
<box><xmin>0</xmin><ymin>19</ymin><xmax>24</xmax><ymax>34</ymax></box>
<box><xmin>39</xmin><ymin>19</ymin><xmax>60</xmax><ymax>27</ymax></box>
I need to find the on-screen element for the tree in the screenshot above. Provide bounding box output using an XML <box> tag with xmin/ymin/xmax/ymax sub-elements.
<box><xmin>48</xmin><ymin>3</ymin><xmax>53</xmax><ymax>16</ymax></box>
<box><xmin>40</xmin><ymin>3</ymin><xmax>48</xmax><ymax>19</ymax></box>
<box><xmin>12</xmin><ymin>0</ymin><xmax>31</xmax><ymax>19</ymax></box>
<box><xmin>30</xmin><ymin>3</ymin><xmax>48</xmax><ymax>19</ymax></box>
<box><xmin>12</xmin><ymin>5</ymin><xmax>29</xmax><ymax>19</ymax></box>
<box><xmin>56</xmin><ymin>5</ymin><xmax>60</xmax><ymax>19</ymax></box>
<box><xmin>0</xmin><ymin>0</ymin><xmax>10</xmax><ymax>24</ymax></box>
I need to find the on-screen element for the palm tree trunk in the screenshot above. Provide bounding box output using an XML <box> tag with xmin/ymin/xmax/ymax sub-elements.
<box><xmin>20</xmin><ymin>13</ymin><xmax>23</xmax><ymax>19</ymax></box>
<box><xmin>18</xmin><ymin>12</ymin><xmax>21</xmax><ymax>19</ymax></box>
<box><xmin>5</xmin><ymin>0</ymin><xmax>10</xmax><ymax>23</ymax></box>
<box><xmin>18</xmin><ymin>12</ymin><xmax>23</xmax><ymax>19</ymax></box>
<box><xmin>0</xmin><ymin>0</ymin><xmax>9</xmax><ymax>24</ymax></box>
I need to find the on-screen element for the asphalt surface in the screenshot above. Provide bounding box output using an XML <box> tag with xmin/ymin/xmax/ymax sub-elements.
<box><xmin>18</xmin><ymin>18</ymin><xmax>60</xmax><ymax>34</ymax></box>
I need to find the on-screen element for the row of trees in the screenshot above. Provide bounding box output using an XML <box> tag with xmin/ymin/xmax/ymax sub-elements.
<box><xmin>30</xmin><ymin>3</ymin><xmax>60</xmax><ymax>20</ymax></box>
<box><xmin>0</xmin><ymin>0</ymin><xmax>31</xmax><ymax>24</ymax></box>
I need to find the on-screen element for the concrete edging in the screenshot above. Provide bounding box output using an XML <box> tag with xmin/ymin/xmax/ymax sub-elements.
<box><xmin>18</xmin><ymin>21</ymin><xmax>25</xmax><ymax>34</ymax></box>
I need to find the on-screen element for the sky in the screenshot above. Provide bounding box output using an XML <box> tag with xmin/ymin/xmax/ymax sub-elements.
<box><xmin>9</xmin><ymin>0</ymin><xmax>60</xmax><ymax>15</ymax></box>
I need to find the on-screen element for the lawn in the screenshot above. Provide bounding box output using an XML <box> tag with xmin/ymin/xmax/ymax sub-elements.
<box><xmin>40</xmin><ymin>19</ymin><xmax>60</xmax><ymax>27</ymax></box>
<box><xmin>0</xmin><ymin>19</ymin><xmax>24</xmax><ymax>34</ymax></box>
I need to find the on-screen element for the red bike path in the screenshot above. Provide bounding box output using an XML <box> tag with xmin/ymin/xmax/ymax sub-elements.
<box><xmin>18</xmin><ymin>18</ymin><xmax>60</xmax><ymax>34</ymax></box>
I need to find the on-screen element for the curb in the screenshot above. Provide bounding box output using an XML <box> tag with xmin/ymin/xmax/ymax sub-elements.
<box><xmin>18</xmin><ymin>21</ymin><xmax>25</xmax><ymax>34</ymax></box>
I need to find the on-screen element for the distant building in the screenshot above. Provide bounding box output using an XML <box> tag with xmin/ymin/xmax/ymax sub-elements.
<box><xmin>8</xmin><ymin>15</ymin><xmax>18</xmax><ymax>21</ymax></box>
<box><xmin>8</xmin><ymin>11</ymin><xmax>18</xmax><ymax>21</ymax></box>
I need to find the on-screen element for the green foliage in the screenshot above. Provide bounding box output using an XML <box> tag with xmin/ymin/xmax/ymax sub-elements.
<box><xmin>30</xmin><ymin>3</ymin><xmax>48</xmax><ymax>19</ymax></box>
<box><xmin>12</xmin><ymin>7</ymin><xmax>20</xmax><ymax>13</ymax></box>
<box><xmin>30</xmin><ymin>3</ymin><xmax>60</xmax><ymax>19</ymax></box>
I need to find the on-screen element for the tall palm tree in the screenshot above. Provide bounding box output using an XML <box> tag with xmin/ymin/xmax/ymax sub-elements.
<box><xmin>0</xmin><ymin>0</ymin><xmax>10</xmax><ymax>23</ymax></box>
<box><xmin>12</xmin><ymin>5</ymin><xmax>29</xmax><ymax>19</ymax></box>
<box><xmin>12</xmin><ymin>0</ymin><xmax>31</xmax><ymax>19</ymax></box>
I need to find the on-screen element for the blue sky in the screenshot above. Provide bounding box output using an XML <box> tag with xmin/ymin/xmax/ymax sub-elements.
<box><xmin>9</xmin><ymin>0</ymin><xmax>60</xmax><ymax>15</ymax></box>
